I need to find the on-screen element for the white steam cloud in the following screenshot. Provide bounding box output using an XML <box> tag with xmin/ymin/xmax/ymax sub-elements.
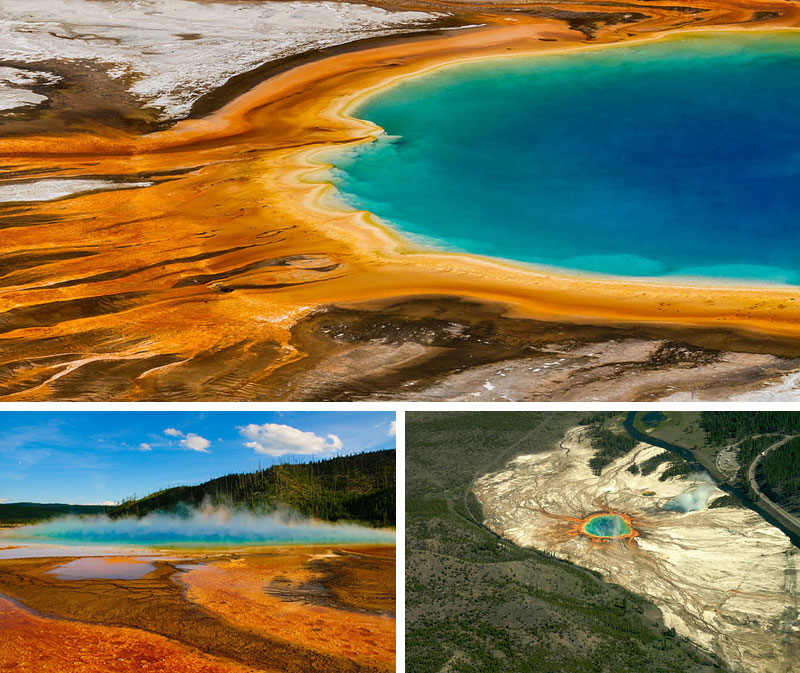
<box><xmin>389</xmin><ymin>420</ymin><xmax>397</xmax><ymax>437</ymax></box>
<box><xmin>239</xmin><ymin>423</ymin><xmax>343</xmax><ymax>457</ymax></box>
<box><xmin>12</xmin><ymin>503</ymin><xmax>394</xmax><ymax>546</ymax></box>
<box><xmin>664</xmin><ymin>473</ymin><xmax>718</xmax><ymax>513</ymax></box>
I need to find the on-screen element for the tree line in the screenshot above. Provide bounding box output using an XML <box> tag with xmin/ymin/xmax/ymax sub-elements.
<box><xmin>759</xmin><ymin>436</ymin><xmax>800</xmax><ymax>515</ymax></box>
<box><xmin>110</xmin><ymin>449</ymin><xmax>395</xmax><ymax>527</ymax></box>
<box><xmin>586</xmin><ymin>425</ymin><xmax>637</xmax><ymax>475</ymax></box>
<box><xmin>699</xmin><ymin>412</ymin><xmax>800</xmax><ymax>445</ymax></box>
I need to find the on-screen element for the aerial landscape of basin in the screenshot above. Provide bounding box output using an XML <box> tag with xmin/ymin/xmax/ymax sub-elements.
<box><xmin>406</xmin><ymin>411</ymin><xmax>800</xmax><ymax>673</ymax></box>
<box><xmin>0</xmin><ymin>410</ymin><xmax>397</xmax><ymax>672</ymax></box>
<box><xmin>1</xmin><ymin>0</ymin><xmax>799</xmax><ymax>401</ymax></box>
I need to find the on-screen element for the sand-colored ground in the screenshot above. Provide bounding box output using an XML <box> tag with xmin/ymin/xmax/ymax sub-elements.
<box><xmin>1</xmin><ymin>3</ymin><xmax>799</xmax><ymax>399</ymax></box>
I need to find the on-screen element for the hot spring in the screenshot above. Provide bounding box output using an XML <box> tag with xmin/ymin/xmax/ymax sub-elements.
<box><xmin>326</xmin><ymin>31</ymin><xmax>800</xmax><ymax>283</ymax></box>
<box><xmin>2</xmin><ymin>505</ymin><xmax>395</xmax><ymax>548</ymax></box>
<box><xmin>581</xmin><ymin>513</ymin><xmax>633</xmax><ymax>539</ymax></box>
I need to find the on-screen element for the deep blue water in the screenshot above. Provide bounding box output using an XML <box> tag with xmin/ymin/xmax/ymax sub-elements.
<box><xmin>325</xmin><ymin>33</ymin><xmax>800</xmax><ymax>283</ymax></box>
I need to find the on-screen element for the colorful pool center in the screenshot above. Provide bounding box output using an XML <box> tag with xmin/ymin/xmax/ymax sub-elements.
<box><xmin>581</xmin><ymin>513</ymin><xmax>633</xmax><ymax>539</ymax></box>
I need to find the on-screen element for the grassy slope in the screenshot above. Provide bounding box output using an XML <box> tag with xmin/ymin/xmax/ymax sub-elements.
<box><xmin>634</xmin><ymin>411</ymin><xmax>705</xmax><ymax>450</ymax></box>
<box><xmin>406</xmin><ymin>411</ymin><xmax>727</xmax><ymax>673</ymax></box>
<box><xmin>108</xmin><ymin>449</ymin><xmax>395</xmax><ymax>527</ymax></box>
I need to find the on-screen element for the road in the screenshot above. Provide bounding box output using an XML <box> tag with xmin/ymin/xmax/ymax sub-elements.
<box><xmin>623</xmin><ymin>412</ymin><xmax>800</xmax><ymax>547</ymax></box>
<box><xmin>747</xmin><ymin>436</ymin><xmax>800</xmax><ymax>535</ymax></box>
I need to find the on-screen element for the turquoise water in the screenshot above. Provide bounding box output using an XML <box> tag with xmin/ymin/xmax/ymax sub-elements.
<box><xmin>7</xmin><ymin>510</ymin><xmax>395</xmax><ymax>547</ymax></box>
<box><xmin>326</xmin><ymin>32</ymin><xmax>800</xmax><ymax>283</ymax></box>
<box><xmin>583</xmin><ymin>514</ymin><xmax>631</xmax><ymax>538</ymax></box>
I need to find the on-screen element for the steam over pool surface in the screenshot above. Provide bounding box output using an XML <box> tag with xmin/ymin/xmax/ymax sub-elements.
<box><xmin>664</xmin><ymin>475</ymin><xmax>717</xmax><ymax>512</ymax></box>
<box><xmin>7</xmin><ymin>506</ymin><xmax>395</xmax><ymax>547</ymax></box>
<box><xmin>328</xmin><ymin>32</ymin><xmax>800</xmax><ymax>283</ymax></box>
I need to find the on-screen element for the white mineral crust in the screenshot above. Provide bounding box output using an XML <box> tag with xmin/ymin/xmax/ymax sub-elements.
<box><xmin>0</xmin><ymin>179</ymin><xmax>152</xmax><ymax>203</ymax></box>
<box><xmin>0</xmin><ymin>0</ymin><xmax>437</xmax><ymax>120</ymax></box>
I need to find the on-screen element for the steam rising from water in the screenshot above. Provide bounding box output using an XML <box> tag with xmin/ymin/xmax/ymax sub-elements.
<box><xmin>664</xmin><ymin>473</ymin><xmax>717</xmax><ymax>513</ymax></box>
<box><xmin>10</xmin><ymin>504</ymin><xmax>395</xmax><ymax>547</ymax></box>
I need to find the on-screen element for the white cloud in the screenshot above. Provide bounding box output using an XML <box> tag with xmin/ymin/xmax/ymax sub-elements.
<box><xmin>239</xmin><ymin>423</ymin><xmax>343</xmax><ymax>457</ymax></box>
<box><xmin>164</xmin><ymin>428</ymin><xmax>183</xmax><ymax>437</ymax></box>
<box><xmin>180</xmin><ymin>433</ymin><xmax>210</xmax><ymax>453</ymax></box>
<box><xmin>138</xmin><ymin>443</ymin><xmax>152</xmax><ymax>451</ymax></box>
<box><xmin>389</xmin><ymin>420</ymin><xmax>397</xmax><ymax>437</ymax></box>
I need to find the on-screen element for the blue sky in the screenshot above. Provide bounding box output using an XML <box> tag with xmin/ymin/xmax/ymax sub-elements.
<box><xmin>0</xmin><ymin>411</ymin><xmax>396</xmax><ymax>505</ymax></box>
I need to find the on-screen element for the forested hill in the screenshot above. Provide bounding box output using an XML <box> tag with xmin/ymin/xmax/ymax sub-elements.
<box><xmin>109</xmin><ymin>450</ymin><xmax>395</xmax><ymax>527</ymax></box>
<box><xmin>0</xmin><ymin>503</ymin><xmax>106</xmax><ymax>525</ymax></box>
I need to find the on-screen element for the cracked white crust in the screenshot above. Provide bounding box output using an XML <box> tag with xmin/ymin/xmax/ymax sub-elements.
<box><xmin>0</xmin><ymin>0</ymin><xmax>437</xmax><ymax>120</ymax></box>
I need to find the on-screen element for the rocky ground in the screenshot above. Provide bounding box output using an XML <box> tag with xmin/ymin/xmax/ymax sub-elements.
<box><xmin>279</xmin><ymin>297</ymin><xmax>800</xmax><ymax>401</ymax></box>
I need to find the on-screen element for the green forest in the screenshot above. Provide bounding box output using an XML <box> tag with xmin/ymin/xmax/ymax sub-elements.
<box><xmin>110</xmin><ymin>449</ymin><xmax>395</xmax><ymax>527</ymax></box>
<box><xmin>0</xmin><ymin>503</ymin><xmax>105</xmax><ymax>525</ymax></box>
<box><xmin>759</xmin><ymin>437</ymin><xmax>800</xmax><ymax>514</ymax></box>
<box><xmin>582</xmin><ymin>418</ymin><xmax>691</xmax><ymax>480</ymax></box>
<box><xmin>732</xmin><ymin>435</ymin><xmax>781</xmax><ymax>483</ymax></box>
<box><xmin>699</xmin><ymin>412</ymin><xmax>800</xmax><ymax>445</ymax></box>
<box><xmin>587</xmin><ymin>426</ymin><xmax>637</xmax><ymax>475</ymax></box>
<box><xmin>627</xmin><ymin>451</ymin><xmax>690</xmax><ymax>481</ymax></box>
